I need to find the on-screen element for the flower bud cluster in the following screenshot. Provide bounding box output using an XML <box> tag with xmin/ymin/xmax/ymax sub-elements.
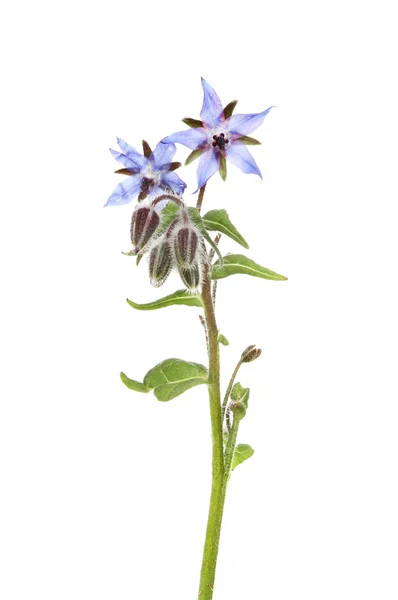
<box><xmin>130</xmin><ymin>195</ymin><xmax>206</xmax><ymax>291</ymax></box>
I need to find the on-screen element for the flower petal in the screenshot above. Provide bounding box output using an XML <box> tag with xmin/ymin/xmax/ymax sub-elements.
<box><xmin>117</xmin><ymin>138</ymin><xmax>147</xmax><ymax>169</ymax></box>
<box><xmin>194</xmin><ymin>149</ymin><xmax>220</xmax><ymax>191</ymax></box>
<box><xmin>150</xmin><ymin>141</ymin><xmax>176</xmax><ymax>169</ymax></box>
<box><xmin>162</xmin><ymin>128</ymin><xmax>207</xmax><ymax>150</ymax></box>
<box><xmin>109</xmin><ymin>148</ymin><xmax>140</xmax><ymax>172</ymax></box>
<box><xmin>105</xmin><ymin>174</ymin><xmax>141</xmax><ymax>207</ymax></box>
<box><xmin>160</xmin><ymin>171</ymin><xmax>187</xmax><ymax>196</ymax></box>
<box><xmin>226</xmin><ymin>142</ymin><xmax>262</xmax><ymax>178</ymax></box>
<box><xmin>227</xmin><ymin>107</ymin><xmax>274</xmax><ymax>136</ymax></box>
<box><xmin>200</xmin><ymin>78</ymin><xmax>224</xmax><ymax>128</ymax></box>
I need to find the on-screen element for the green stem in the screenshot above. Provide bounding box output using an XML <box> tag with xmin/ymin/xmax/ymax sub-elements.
<box><xmin>198</xmin><ymin>273</ymin><xmax>224</xmax><ymax>600</ymax></box>
<box><xmin>198</xmin><ymin>409</ymin><xmax>240</xmax><ymax>600</ymax></box>
<box><xmin>196</xmin><ymin>184</ymin><xmax>207</xmax><ymax>213</ymax></box>
<box><xmin>221</xmin><ymin>359</ymin><xmax>243</xmax><ymax>421</ymax></box>
<box><xmin>223</xmin><ymin>413</ymin><xmax>240</xmax><ymax>489</ymax></box>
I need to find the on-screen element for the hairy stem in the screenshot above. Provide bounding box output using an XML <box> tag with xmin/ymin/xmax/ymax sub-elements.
<box><xmin>199</xmin><ymin>410</ymin><xmax>240</xmax><ymax>599</ymax></box>
<box><xmin>221</xmin><ymin>359</ymin><xmax>243</xmax><ymax>422</ymax></box>
<box><xmin>198</xmin><ymin>268</ymin><xmax>224</xmax><ymax>600</ymax></box>
<box><xmin>222</xmin><ymin>413</ymin><xmax>240</xmax><ymax>490</ymax></box>
<box><xmin>196</xmin><ymin>184</ymin><xmax>207</xmax><ymax>213</ymax></box>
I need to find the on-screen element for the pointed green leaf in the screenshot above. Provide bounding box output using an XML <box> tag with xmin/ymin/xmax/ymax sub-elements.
<box><xmin>126</xmin><ymin>290</ymin><xmax>203</xmax><ymax>311</ymax></box>
<box><xmin>154</xmin><ymin>379</ymin><xmax>207</xmax><ymax>401</ymax></box>
<box><xmin>231</xmin><ymin>382</ymin><xmax>250</xmax><ymax>410</ymax></box>
<box><xmin>218</xmin><ymin>333</ymin><xmax>229</xmax><ymax>346</ymax></box>
<box><xmin>143</xmin><ymin>358</ymin><xmax>208</xmax><ymax>401</ymax></box>
<box><xmin>202</xmin><ymin>210</ymin><xmax>249</xmax><ymax>249</ymax></box>
<box><xmin>219</xmin><ymin>155</ymin><xmax>227</xmax><ymax>181</ymax></box>
<box><xmin>182</xmin><ymin>117</ymin><xmax>203</xmax><ymax>128</ymax></box>
<box><xmin>120</xmin><ymin>372</ymin><xmax>149</xmax><ymax>393</ymax></box>
<box><xmin>121</xmin><ymin>248</ymin><xmax>136</xmax><ymax>257</ymax></box>
<box><xmin>155</xmin><ymin>202</ymin><xmax>181</xmax><ymax>236</ymax></box>
<box><xmin>187</xmin><ymin>207</ymin><xmax>223</xmax><ymax>265</ymax></box>
<box><xmin>210</xmin><ymin>254</ymin><xmax>287</xmax><ymax>281</ymax></box>
<box><xmin>185</xmin><ymin>148</ymin><xmax>203</xmax><ymax>165</ymax></box>
<box><xmin>237</xmin><ymin>135</ymin><xmax>261</xmax><ymax>145</ymax></box>
<box><xmin>223</xmin><ymin>100</ymin><xmax>238</xmax><ymax>119</ymax></box>
<box><xmin>231</xmin><ymin>443</ymin><xmax>254</xmax><ymax>471</ymax></box>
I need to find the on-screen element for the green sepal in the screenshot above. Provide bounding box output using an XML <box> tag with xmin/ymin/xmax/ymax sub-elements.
<box><xmin>121</xmin><ymin>248</ymin><xmax>136</xmax><ymax>257</ymax></box>
<box><xmin>136</xmin><ymin>254</ymin><xmax>143</xmax><ymax>266</ymax></box>
<box><xmin>126</xmin><ymin>290</ymin><xmax>203</xmax><ymax>311</ymax></box>
<box><xmin>223</xmin><ymin>100</ymin><xmax>238</xmax><ymax>119</ymax></box>
<box><xmin>182</xmin><ymin>117</ymin><xmax>203</xmax><ymax>128</ymax></box>
<box><xmin>202</xmin><ymin>210</ymin><xmax>249</xmax><ymax>249</ymax></box>
<box><xmin>237</xmin><ymin>135</ymin><xmax>261</xmax><ymax>145</ymax></box>
<box><xmin>231</xmin><ymin>443</ymin><xmax>254</xmax><ymax>471</ymax></box>
<box><xmin>187</xmin><ymin>207</ymin><xmax>223</xmax><ymax>265</ymax></box>
<box><xmin>185</xmin><ymin>148</ymin><xmax>203</xmax><ymax>166</ymax></box>
<box><xmin>143</xmin><ymin>358</ymin><xmax>208</xmax><ymax>402</ymax></box>
<box><xmin>219</xmin><ymin>155</ymin><xmax>227</xmax><ymax>181</ymax></box>
<box><xmin>120</xmin><ymin>372</ymin><xmax>149</xmax><ymax>393</ymax></box>
<box><xmin>218</xmin><ymin>333</ymin><xmax>229</xmax><ymax>346</ymax></box>
<box><xmin>211</xmin><ymin>254</ymin><xmax>287</xmax><ymax>281</ymax></box>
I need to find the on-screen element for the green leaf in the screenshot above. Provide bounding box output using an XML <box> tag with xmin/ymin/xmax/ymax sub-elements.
<box><xmin>211</xmin><ymin>254</ymin><xmax>287</xmax><ymax>281</ymax></box>
<box><xmin>154</xmin><ymin>202</ymin><xmax>181</xmax><ymax>237</ymax></box>
<box><xmin>185</xmin><ymin>148</ymin><xmax>202</xmax><ymax>165</ymax></box>
<box><xmin>237</xmin><ymin>135</ymin><xmax>261</xmax><ymax>145</ymax></box>
<box><xmin>143</xmin><ymin>358</ymin><xmax>208</xmax><ymax>402</ymax></box>
<box><xmin>187</xmin><ymin>207</ymin><xmax>223</xmax><ymax>265</ymax></box>
<box><xmin>218</xmin><ymin>333</ymin><xmax>229</xmax><ymax>346</ymax></box>
<box><xmin>219</xmin><ymin>155</ymin><xmax>227</xmax><ymax>181</ymax></box>
<box><xmin>126</xmin><ymin>290</ymin><xmax>203</xmax><ymax>311</ymax></box>
<box><xmin>202</xmin><ymin>210</ymin><xmax>249</xmax><ymax>249</ymax></box>
<box><xmin>223</xmin><ymin>100</ymin><xmax>238</xmax><ymax>119</ymax></box>
<box><xmin>182</xmin><ymin>117</ymin><xmax>203</xmax><ymax>128</ymax></box>
<box><xmin>120</xmin><ymin>372</ymin><xmax>149</xmax><ymax>393</ymax></box>
<box><xmin>231</xmin><ymin>443</ymin><xmax>254</xmax><ymax>471</ymax></box>
<box><xmin>231</xmin><ymin>382</ymin><xmax>250</xmax><ymax>410</ymax></box>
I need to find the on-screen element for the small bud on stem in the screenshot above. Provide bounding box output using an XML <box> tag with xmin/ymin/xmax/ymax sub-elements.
<box><xmin>241</xmin><ymin>345</ymin><xmax>262</xmax><ymax>363</ymax></box>
<box><xmin>149</xmin><ymin>240</ymin><xmax>173</xmax><ymax>287</ymax></box>
<box><xmin>131</xmin><ymin>205</ymin><xmax>160</xmax><ymax>254</ymax></box>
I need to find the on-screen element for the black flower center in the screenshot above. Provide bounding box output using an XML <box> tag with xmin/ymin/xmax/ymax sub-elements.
<box><xmin>212</xmin><ymin>133</ymin><xmax>229</xmax><ymax>151</ymax></box>
<box><xmin>141</xmin><ymin>177</ymin><xmax>155</xmax><ymax>192</ymax></box>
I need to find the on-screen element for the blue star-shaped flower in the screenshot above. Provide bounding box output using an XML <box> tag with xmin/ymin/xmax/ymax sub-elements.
<box><xmin>105</xmin><ymin>139</ymin><xmax>186</xmax><ymax>207</ymax></box>
<box><xmin>162</xmin><ymin>78</ymin><xmax>273</xmax><ymax>191</ymax></box>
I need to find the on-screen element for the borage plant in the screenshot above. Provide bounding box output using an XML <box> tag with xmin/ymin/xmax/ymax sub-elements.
<box><xmin>106</xmin><ymin>78</ymin><xmax>287</xmax><ymax>600</ymax></box>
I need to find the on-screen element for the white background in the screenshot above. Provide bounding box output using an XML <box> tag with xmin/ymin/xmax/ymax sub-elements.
<box><xmin>1</xmin><ymin>1</ymin><xmax>397</xmax><ymax>598</ymax></box>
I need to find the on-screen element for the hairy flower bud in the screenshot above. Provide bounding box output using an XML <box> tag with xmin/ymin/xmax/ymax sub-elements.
<box><xmin>149</xmin><ymin>240</ymin><xmax>173</xmax><ymax>287</ymax></box>
<box><xmin>130</xmin><ymin>205</ymin><xmax>160</xmax><ymax>254</ymax></box>
<box><xmin>173</xmin><ymin>225</ymin><xmax>199</xmax><ymax>269</ymax></box>
<box><xmin>241</xmin><ymin>344</ymin><xmax>262</xmax><ymax>363</ymax></box>
<box><xmin>178</xmin><ymin>264</ymin><xmax>201</xmax><ymax>290</ymax></box>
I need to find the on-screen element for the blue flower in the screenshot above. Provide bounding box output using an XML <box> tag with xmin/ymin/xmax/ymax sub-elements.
<box><xmin>105</xmin><ymin>139</ymin><xmax>186</xmax><ymax>207</ymax></box>
<box><xmin>162</xmin><ymin>78</ymin><xmax>274</xmax><ymax>191</ymax></box>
